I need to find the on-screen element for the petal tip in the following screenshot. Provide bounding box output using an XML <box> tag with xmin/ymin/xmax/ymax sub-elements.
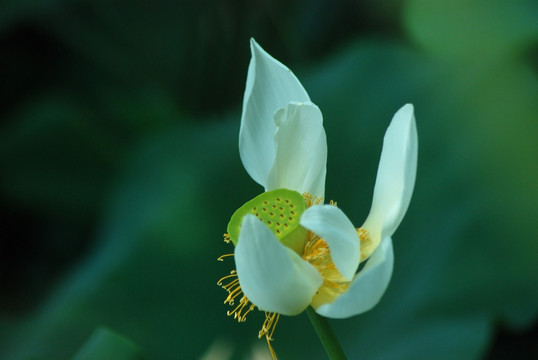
<box><xmin>387</xmin><ymin>103</ymin><xmax>417</xmax><ymax>149</ymax></box>
<box><xmin>250</xmin><ymin>37</ymin><xmax>261</xmax><ymax>54</ymax></box>
<box><xmin>394</xmin><ymin>103</ymin><xmax>415</xmax><ymax>124</ymax></box>
<box><xmin>249</xmin><ymin>38</ymin><xmax>273</xmax><ymax>65</ymax></box>
<box><xmin>402</xmin><ymin>103</ymin><xmax>414</xmax><ymax>112</ymax></box>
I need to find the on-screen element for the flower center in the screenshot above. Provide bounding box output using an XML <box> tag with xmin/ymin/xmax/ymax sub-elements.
<box><xmin>219</xmin><ymin>191</ymin><xmax>374</xmax><ymax>357</ymax></box>
<box><xmin>302</xmin><ymin>231</ymin><xmax>351</xmax><ymax>308</ymax></box>
<box><xmin>227</xmin><ymin>188</ymin><xmax>309</xmax><ymax>254</ymax></box>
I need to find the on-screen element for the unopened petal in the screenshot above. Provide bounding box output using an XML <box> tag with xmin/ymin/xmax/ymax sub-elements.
<box><xmin>362</xmin><ymin>104</ymin><xmax>418</xmax><ymax>255</ymax></box>
<box><xmin>235</xmin><ymin>215</ymin><xmax>323</xmax><ymax>315</ymax></box>
<box><xmin>314</xmin><ymin>236</ymin><xmax>394</xmax><ymax>319</ymax></box>
<box><xmin>267</xmin><ymin>102</ymin><xmax>327</xmax><ymax>199</ymax></box>
<box><xmin>300</xmin><ymin>205</ymin><xmax>359</xmax><ymax>281</ymax></box>
<box><xmin>239</xmin><ymin>39</ymin><xmax>310</xmax><ymax>188</ymax></box>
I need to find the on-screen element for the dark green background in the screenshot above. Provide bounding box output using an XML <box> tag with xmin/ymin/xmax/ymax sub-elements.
<box><xmin>1</xmin><ymin>0</ymin><xmax>537</xmax><ymax>359</ymax></box>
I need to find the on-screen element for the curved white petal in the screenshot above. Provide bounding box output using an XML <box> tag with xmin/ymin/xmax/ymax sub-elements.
<box><xmin>300</xmin><ymin>205</ymin><xmax>359</xmax><ymax>281</ymax></box>
<box><xmin>362</xmin><ymin>104</ymin><xmax>418</xmax><ymax>252</ymax></box>
<box><xmin>239</xmin><ymin>39</ymin><xmax>310</xmax><ymax>188</ymax></box>
<box><xmin>314</xmin><ymin>236</ymin><xmax>394</xmax><ymax>319</ymax></box>
<box><xmin>266</xmin><ymin>102</ymin><xmax>327</xmax><ymax>198</ymax></box>
<box><xmin>235</xmin><ymin>215</ymin><xmax>323</xmax><ymax>315</ymax></box>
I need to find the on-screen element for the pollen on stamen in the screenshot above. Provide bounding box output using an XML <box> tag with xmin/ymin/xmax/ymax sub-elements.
<box><xmin>357</xmin><ymin>227</ymin><xmax>372</xmax><ymax>261</ymax></box>
<box><xmin>217</xmin><ymin>254</ymin><xmax>234</xmax><ymax>261</ymax></box>
<box><xmin>217</xmin><ymin>253</ymin><xmax>257</xmax><ymax>324</ymax></box>
<box><xmin>227</xmin><ymin>296</ymin><xmax>256</xmax><ymax>322</ymax></box>
<box><xmin>219</xmin><ymin>273</ymin><xmax>278</xmax><ymax>360</ymax></box>
<box><xmin>217</xmin><ymin>270</ymin><xmax>237</xmax><ymax>285</ymax></box>
<box><xmin>222</xmin><ymin>277</ymin><xmax>243</xmax><ymax>306</ymax></box>
<box><xmin>302</xmin><ymin>232</ymin><xmax>351</xmax><ymax>308</ymax></box>
<box><xmin>218</xmin><ymin>252</ymin><xmax>280</xmax><ymax>359</ymax></box>
<box><xmin>303</xmin><ymin>192</ymin><xmax>324</xmax><ymax>207</ymax></box>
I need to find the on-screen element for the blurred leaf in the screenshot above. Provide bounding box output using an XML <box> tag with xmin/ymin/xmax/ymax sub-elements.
<box><xmin>0</xmin><ymin>119</ymin><xmax>259</xmax><ymax>360</ymax></box>
<box><xmin>0</xmin><ymin>96</ymin><xmax>116</xmax><ymax>213</ymax></box>
<box><xmin>404</xmin><ymin>0</ymin><xmax>538</xmax><ymax>61</ymax></box>
<box><xmin>72</xmin><ymin>327</ymin><xmax>146</xmax><ymax>360</ymax></box>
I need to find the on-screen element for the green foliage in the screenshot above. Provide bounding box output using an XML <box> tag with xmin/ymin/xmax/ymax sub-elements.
<box><xmin>72</xmin><ymin>328</ymin><xmax>146</xmax><ymax>360</ymax></box>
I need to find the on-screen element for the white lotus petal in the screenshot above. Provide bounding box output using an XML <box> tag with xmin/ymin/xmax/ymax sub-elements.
<box><xmin>362</xmin><ymin>104</ymin><xmax>418</xmax><ymax>254</ymax></box>
<box><xmin>235</xmin><ymin>215</ymin><xmax>323</xmax><ymax>315</ymax></box>
<box><xmin>266</xmin><ymin>102</ymin><xmax>327</xmax><ymax>198</ymax></box>
<box><xmin>314</xmin><ymin>236</ymin><xmax>394</xmax><ymax>319</ymax></box>
<box><xmin>239</xmin><ymin>39</ymin><xmax>310</xmax><ymax>188</ymax></box>
<box><xmin>300</xmin><ymin>205</ymin><xmax>359</xmax><ymax>281</ymax></box>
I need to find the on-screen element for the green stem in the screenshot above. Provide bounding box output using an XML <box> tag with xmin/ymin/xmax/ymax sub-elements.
<box><xmin>306</xmin><ymin>307</ymin><xmax>347</xmax><ymax>360</ymax></box>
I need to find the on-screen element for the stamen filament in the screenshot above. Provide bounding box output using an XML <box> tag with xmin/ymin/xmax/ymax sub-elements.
<box><xmin>303</xmin><ymin>232</ymin><xmax>351</xmax><ymax>308</ymax></box>
<box><xmin>217</xmin><ymin>253</ymin><xmax>234</xmax><ymax>261</ymax></box>
<box><xmin>221</xmin><ymin>278</ymin><xmax>239</xmax><ymax>291</ymax></box>
<box><xmin>217</xmin><ymin>271</ymin><xmax>237</xmax><ymax>285</ymax></box>
<box><xmin>227</xmin><ymin>296</ymin><xmax>256</xmax><ymax>322</ymax></box>
<box><xmin>218</xmin><ymin>230</ymin><xmax>281</xmax><ymax>359</ymax></box>
<box><xmin>258</xmin><ymin>312</ymin><xmax>280</xmax><ymax>360</ymax></box>
<box><xmin>357</xmin><ymin>227</ymin><xmax>372</xmax><ymax>261</ymax></box>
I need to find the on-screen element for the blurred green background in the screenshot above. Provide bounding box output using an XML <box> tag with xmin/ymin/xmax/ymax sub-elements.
<box><xmin>1</xmin><ymin>0</ymin><xmax>537</xmax><ymax>359</ymax></box>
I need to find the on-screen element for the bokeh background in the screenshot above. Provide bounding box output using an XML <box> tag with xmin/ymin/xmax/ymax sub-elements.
<box><xmin>1</xmin><ymin>0</ymin><xmax>537</xmax><ymax>359</ymax></box>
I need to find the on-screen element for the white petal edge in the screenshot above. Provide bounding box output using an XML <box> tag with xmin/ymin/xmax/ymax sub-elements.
<box><xmin>362</xmin><ymin>104</ymin><xmax>418</xmax><ymax>251</ymax></box>
<box><xmin>266</xmin><ymin>102</ymin><xmax>327</xmax><ymax>199</ymax></box>
<box><xmin>239</xmin><ymin>39</ymin><xmax>310</xmax><ymax>188</ymax></box>
<box><xmin>235</xmin><ymin>215</ymin><xmax>323</xmax><ymax>315</ymax></box>
<box><xmin>314</xmin><ymin>236</ymin><xmax>394</xmax><ymax>319</ymax></box>
<box><xmin>300</xmin><ymin>205</ymin><xmax>359</xmax><ymax>281</ymax></box>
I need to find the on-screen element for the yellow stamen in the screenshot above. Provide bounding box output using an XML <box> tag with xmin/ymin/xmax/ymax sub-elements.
<box><xmin>357</xmin><ymin>227</ymin><xmax>373</xmax><ymax>262</ymax></box>
<box><xmin>228</xmin><ymin>295</ymin><xmax>256</xmax><ymax>322</ymax></box>
<box><xmin>218</xmin><ymin>252</ymin><xmax>280</xmax><ymax>359</ymax></box>
<box><xmin>261</xmin><ymin>312</ymin><xmax>279</xmax><ymax>340</ymax></box>
<box><xmin>303</xmin><ymin>192</ymin><xmax>323</xmax><ymax>207</ymax></box>
<box><xmin>302</xmin><ymin>232</ymin><xmax>351</xmax><ymax>308</ymax></box>
<box><xmin>216</xmin><ymin>271</ymin><xmax>237</xmax><ymax>284</ymax></box>
<box><xmin>217</xmin><ymin>253</ymin><xmax>233</xmax><ymax>261</ymax></box>
<box><xmin>218</xmin><ymin>194</ymin><xmax>354</xmax><ymax>359</ymax></box>
<box><xmin>258</xmin><ymin>312</ymin><xmax>280</xmax><ymax>359</ymax></box>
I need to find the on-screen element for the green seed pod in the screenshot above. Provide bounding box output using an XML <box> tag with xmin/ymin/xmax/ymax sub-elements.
<box><xmin>227</xmin><ymin>189</ymin><xmax>309</xmax><ymax>254</ymax></box>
